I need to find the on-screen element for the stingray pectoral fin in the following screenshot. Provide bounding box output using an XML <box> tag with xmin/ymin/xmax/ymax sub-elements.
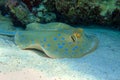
<box><xmin>14</xmin><ymin>31</ymin><xmax>49</xmax><ymax>55</ymax></box>
<box><xmin>78</xmin><ymin>35</ymin><xmax>99</xmax><ymax>58</ymax></box>
<box><xmin>69</xmin><ymin>34</ymin><xmax>99</xmax><ymax>58</ymax></box>
<box><xmin>14</xmin><ymin>31</ymin><xmax>42</xmax><ymax>50</ymax></box>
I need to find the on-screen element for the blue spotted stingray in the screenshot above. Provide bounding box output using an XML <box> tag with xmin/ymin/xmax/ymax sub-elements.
<box><xmin>0</xmin><ymin>22</ymin><xmax>98</xmax><ymax>58</ymax></box>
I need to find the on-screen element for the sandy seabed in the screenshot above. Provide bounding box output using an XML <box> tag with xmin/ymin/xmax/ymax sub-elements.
<box><xmin>0</xmin><ymin>27</ymin><xmax>120</xmax><ymax>80</ymax></box>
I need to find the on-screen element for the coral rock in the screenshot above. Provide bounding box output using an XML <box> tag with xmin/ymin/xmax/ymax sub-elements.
<box><xmin>55</xmin><ymin>0</ymin><xmax>120</xmax><ymax>28</ymax></box>
<box><xmin>6</xmin><ymin>0</ymin><xmax>39</xmax><ymax>24</ymax></box>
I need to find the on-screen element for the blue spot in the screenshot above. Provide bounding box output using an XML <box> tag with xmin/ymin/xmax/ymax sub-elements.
<box><xmin>72</xmin><ymin>46</ymin><xmax>78</xmax><ymax>51</ymax></box>
<box><xmin>62</xmin><ymin>43</ymin><xmax>65</xmax><ymax>45</ymax></box>
<box><xmin>68</xmin><ymin>42</ymin><xmax>72</xmax><ymax>45</ymax></box>
<box><xmin>72</xmin><ymin>48</ymin><xmax>75</xmax><ymax>51</ymax></box>
<box><xmin>58</xmin><ymin>45</ymin><xmax>63</xmax><ymax>49</ymax></box>
<box><xmin>74</xmin><ymin>46</ymin><xmax>78</xmax><ymax>49</ymax></box>
<box><xmin>53</xmin><ymin>37</ymin><xmax>57</xmax><ymax>40</ymax></box>
<box><xmin>71</xmin><ymin>46</ymin><xmax>78</xmax><ymax>50</ymax></box>
<box><xmin>61</xmin><ymin>37</ymin><xmax>65</xmax><ymax>40</ymax></box>
<box><xmin>58</xmin><ymin>33</ymin><xmax>61</xmax><ymax>36</ymax></box>
<box><xmin>43</xmin><ymin>38</ymin><xmax>46</xmax><ymax>42</ymax></box>
<box><xmin>65</xmin><ymin>48</ymin><xmax>68</xmax><ymax>51</ymax></box>
<box><xmin>47</xmin><ymin>44</ymin><xmax>51</xmax><ymax>47</ymax></box>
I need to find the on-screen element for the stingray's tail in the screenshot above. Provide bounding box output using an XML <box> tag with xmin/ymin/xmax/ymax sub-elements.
<box><xmin>0</xmin><ymin>30</ymin><xmax>16</xmax><ymax>36</ymax></box>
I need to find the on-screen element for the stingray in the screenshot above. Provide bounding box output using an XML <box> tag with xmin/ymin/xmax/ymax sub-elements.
<box><xmin>0</xmin><ymin>22</ymin><xmax>98</xmax><ymax>58</ymax></box>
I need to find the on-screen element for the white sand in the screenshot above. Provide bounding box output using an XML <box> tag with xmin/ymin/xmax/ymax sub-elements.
<box><xmin>0</xmin><ymin>28</ymin><xmax>120</xmax><ymax>80</ymax></box>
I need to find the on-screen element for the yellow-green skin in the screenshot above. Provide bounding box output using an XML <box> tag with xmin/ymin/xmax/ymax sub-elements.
<box><xmin>14</xmin><ymin>22</ymin><xmax>98</xmax><ymax>58</ymax></box>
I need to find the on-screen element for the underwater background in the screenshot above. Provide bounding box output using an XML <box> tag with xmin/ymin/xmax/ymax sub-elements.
<box><xmin>0</xmin><ymin>0</ymin><xmax>120</xmax><ymax>80</ymax></box>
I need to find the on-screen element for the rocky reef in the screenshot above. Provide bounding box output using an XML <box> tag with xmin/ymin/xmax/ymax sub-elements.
<box><xmin>0</xmin><ymin>0</ymin><xmax>56</xmax><ymax>25</ymax></box>
<box><xmin>0</xmin><ymin>0</ymin><xmax>120</xmax><ymax>30</ymax></box>
<box><xmin>55</xmin><ymin>0</ymin><xmax>120</xmax><ymax>26</ymax></box>
<box><xmin>32</xmin><ymin>0</ymin><xmax>56</xmax><ymax>23</ymax></box>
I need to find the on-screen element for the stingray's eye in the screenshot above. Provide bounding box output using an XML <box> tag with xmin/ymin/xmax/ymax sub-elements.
<box><xmin>71</xmin><ymin>32</ymin><xmax>81</xmax><ymax>42</ymax></box>
<box><xmin>71</xmin><ymin>35</ymin><xmax>77</xmax><ymax>42</ymax></box>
